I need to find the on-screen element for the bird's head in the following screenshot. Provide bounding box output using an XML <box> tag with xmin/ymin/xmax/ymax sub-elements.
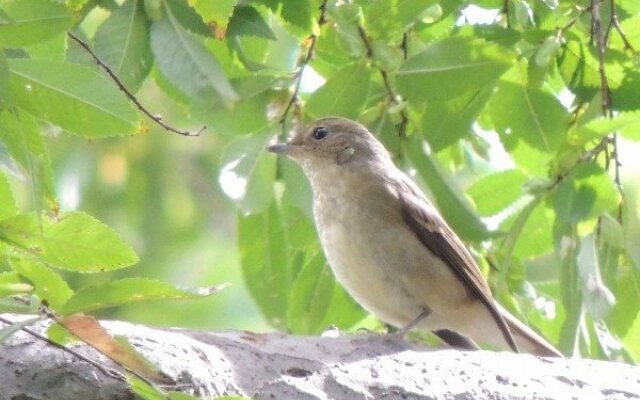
<box><xmin>267</xmin><ymin>117</ymin><xmax>391</xmax><ymax>175</ymax></box>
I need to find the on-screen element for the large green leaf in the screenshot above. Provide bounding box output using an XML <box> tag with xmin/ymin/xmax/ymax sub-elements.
<box><xmin>237</xmin><ymin>203</ymin><xmax>292</xmax><ymax>329</ymax></box>
<box><xmin>366</xmin><ymin>0</ymin><xmax>439</xmax><ymax>38</ymax></box>
<box><xmin>60</xmin><ymin>278</ymin><xmax>226</xmax><ymax>314</ymax></box>
<box><xmin>467</xmin><ymin>169</ymin><xmax>528</xmax><ymax>216</ymax></box>
<box><xmin>396</xmin><ymin>36</ymin><xmax>513</xmax><ymax>102</ymax></box>
<box><xmin>7</xmin><ymin>59</ymin><xmax>140</xmax><ymax>137</ymax></box>
<box><xmin>404</xmin><ymin>137</ymin><xmax>492</xmax><ymax>241</ymax></box>
<box><xmin>0</xmin><ymin>110</ymin><xmax>57</xmax><ymax>209</ymax></box>
<box><xmin>0</xmin><ymin>0</ymin><xmax>72</xmax><ymax>47</ymax></box>
<box><xmin>421</xmin><ymin>86</ymin><xmax>492</xmax><ymax>152</ymax></box>
<box><xmin>219</xmin><ymin>131</ymin><xmax>276</xmax><ymax>215</ymax></box>
<box><xmin>0</xmin><ymin>212</ymin><xmax>139</xmax><ymax>272</ymax></box>
<box><xmin>94</xmin><ymin>0</ymin><xmax>153</xmax><ymax>92</ymax></box>
<box><xmin>489</xmin><ymin>80</ymin><xmax>569</xmax><ymax>153</ymax></box>
<box><xmin>150</xmin><ymin>16</ymin><xmax>238</xmax><ymax>103</ymax></box>
<box><xmin>305</xmin><ymin>62</ymin><xmax>372</xmax><ymax>120</ymax></box>
<box><xmin>287</xmin><ymin>249</ymin><xmax>366</xmax><ymax>334</ymax></box>
<box><xmin>0</xmin><ymin>51</ymin><xmax>8</xmax><ymax>107</ymax></box>
<box><xmin>9</xmin><ymin>256</ymin><xmax>73</xmax><ymax>310</ymax></box>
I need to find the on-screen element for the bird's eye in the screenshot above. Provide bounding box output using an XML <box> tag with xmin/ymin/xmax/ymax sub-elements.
<box><xmin>312</xmin><ymin>126</ymin><xmax>329</xmax><ymax>140</ymax></box>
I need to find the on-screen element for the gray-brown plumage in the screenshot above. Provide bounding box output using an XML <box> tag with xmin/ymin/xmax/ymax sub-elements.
<box><xmin>268</xmin><ymin>117</ymin><xmax>561</xmax><ymax>357</ymax></box>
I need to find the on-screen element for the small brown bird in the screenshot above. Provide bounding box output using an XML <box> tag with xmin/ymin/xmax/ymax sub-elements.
<box><xmin>268</xmin><ymin>117</ymin><xmax>561</xmax><ymax>357</ymax></box>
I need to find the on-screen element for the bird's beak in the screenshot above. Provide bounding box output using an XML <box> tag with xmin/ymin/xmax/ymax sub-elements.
<box><xmin>267</xmin><ymin>143</ymin><xmax>294</xmax><ymax>154</ymax></box>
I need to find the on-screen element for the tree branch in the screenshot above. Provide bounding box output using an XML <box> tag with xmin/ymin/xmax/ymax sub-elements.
<box><xmin>66</xmin><ymin>32</ymin><xmax>205</xmax><ymax>137</ymax></box>
<box><xmin>357</xmin><ymin>26</ymin><xmax>409</xmax><ymax>137</ymax></box>
<box><xmin>279</xmin><ymin>0</ymin><xmax>329</xmax><ymax>125</ymax></box>
<box><xmin>3</xmin><ymin>316</ymin><xmax>639</xmax><ymax>399</ymax></box>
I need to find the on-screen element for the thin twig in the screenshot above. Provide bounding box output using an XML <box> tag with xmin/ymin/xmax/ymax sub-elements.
<box><xmin>0</xmin><ymin>315</ymin><xmax>125</xmax><ymax>381</ymax></box>
<box><xmin>610</xmin><ymin>0</ymin><xmax>636</xmax><ymax>50</ymax></box>
<box><xmin>401</xmin><ymin>33</ymin><xmax>409</xmax><ymax>61</ymax></box>
<box><xmin>280</xmin><ymin>0</ymin><xmax>329</xmax><ymax>124</ymax></box>
<box><xmin>591</xmin><ymin>0</ymin><xmax>624</xmax><ymax>210</ymax></box>
<box><xmin>66</xmin><ymin>32</ymin><xmax>205</xmax><ymax>137</ymax></box>
<box><xmin>357</xmin><ymin>26</ymin><xmax>409</xmax><ymax>137</ymax></box>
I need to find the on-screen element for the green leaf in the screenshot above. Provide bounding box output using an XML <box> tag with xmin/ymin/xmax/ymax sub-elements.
<box><xmin>60</xmin><ymin>278</ymin><xmax>226</xmax><ymax>314</ymax></box>
<box><xmin>467</xmin><ymin>169</ymin><xmax>528</xmax><ymax>216</ymax></box>
<box><xmin>367</xmin><ymin>0</ymin><xmax>439</xmax><ymax>37</ymax></box>
<box><xmin>219</xmin><ymin>131</ymin><xmax>276</xmax><ymax>215</ymax></box>
<box><xmin>9</xmin><ymin>256</ymin><xmax>73</xmax><ymax>310</ymax></box>
<box><xmin>305</xmin><ymin>62</ymin><xmax>372</xmax><ymax>120</ymax></box>
<box><xmin>227</xmin><ymin>5</ymin><xmax>275</xmax><ymax>40</ymax></box>
<box><xmin>573</xmin><ymin>111</ymin><xmax>640</xmax><ymax>143</ymax></box>
<box><xmin>0</xmin><ymin>212</ymin><xmax>139</xmax><ymax>272</ymax></box>
<box><xmin>150</xmin><ymin>16</ymin><xmax>238</xmax><ymax>102</ymax></box>
<box><xmin>0</xmin><ymin>172</ymin><xmax>17</xmax><ymax>221</ymax></box>
<box><xmin>0</xmin><ymin>0</ymin><xmax>72</xmax><ymax>47</ymax></box>
<box><xmin>0</xmin><ymin>110</ymin><xmax>57</xmax><ymax>210</ymax></box>
<box><xmin>396</xmin><ymin>37</ymin><xmax>513</xmax><ymax>102</ymax></box>
<box><xmin>189</xmin><ymin>0</ymin><xmax>236</xmax><ymax>26</ymax></box>
<box><xmin>287</xmin><ymin>249</ymin><xmax>366</xmax><ymax>334</ymax></box>
<box><xmin>607</xmin><ymin>262</ymin><xmax>640</xmax><ymax>337</ymax></box>
<box><xmin>553</xmin><ymin>164</ymin><xmax>619</xmax><ymax>227</ymax></box>
<box><xmin>421</xmin><ymin>86</ymin><xmax>492</xmax><ymax>152</ymax></box>
<box><xmin>281</xmin><ymin>0</ymin><xmax>313</xmax><ymax>30</ymax></box>
<box><xmin>0</xmin><ymin>272</ymin><xmax>32</xmax><ymax>297</ymax></box>
<box><xmin>489</xmin><ymin>80</ymin><xmax>569</xmax><ymax>153</ymax></box>
<box><xmin>404</xmin><ymin>137</ymin><xmax>492</xmax><ymax>241</ymax></box>
<box><xmin>237</xmin><ymin>203</ymin><xmax>292</xmax><ymax>329</ymax></box>
<box><xmin>94</xmin><ymin>0</ymin><xmax>153</xmax><ymax>92</ymax></box>
<box><xmin>7</xmin><ymin>59</ymin><xmax>140</xmax><ymax>137</ymax></box>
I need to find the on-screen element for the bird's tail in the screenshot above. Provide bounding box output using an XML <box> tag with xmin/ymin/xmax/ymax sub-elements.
<box><xmin>498</xmin><ymin>305</ymin><xmax>562</xmax><ymax>357</ymax></box>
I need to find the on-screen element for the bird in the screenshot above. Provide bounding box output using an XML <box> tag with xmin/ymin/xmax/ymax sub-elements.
<box><xmin>268</xmin><ymin>116</ymin><xmax>561</xmax><ymax>357</ymax></box>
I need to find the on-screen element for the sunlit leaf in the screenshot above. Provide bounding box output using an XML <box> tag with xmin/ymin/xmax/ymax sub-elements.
<box><xmin>60</xmin><ymin>278</ymin><xmax>226</xmax><ymax>314</ymax></box>
<box><xmin>0</xmin><ymin>0</ymin><xmax>72</xmax><ymax>47</ymax></box>
<box><xmin>421</xmin><ymin>86</ymin><xmax>492</xmax><ymax>152</ymax></box>
<box><xmin>0</xmin><ymin>212</ymin><xmax>139</xmax><ymax>272</ymax></box>
<box><xmin>189</xmin><ymin>0</ymin><xmax>236</xmax><ymax>26</ymax></box>
<box><xmin>467</xmin><ymin>169</ymin><xmax>528</xmax><ymax>216</ymax></box>
<box><xmin>9</xmin><ymin>256</ymin><xmax>73</xmax><ymax>310</ymax></box>
<box><xmin>489</xmin><ymin>80</ymin><xmax>569</xmax><ymax>153</ymax></box>
<box><xmin>305</xmin><ymin>62</ymin><xmax>371</xmax><ymax>120</ymax></box>
<box><xmin>396</xmin><ymin>36</ymin><xmax>512</xmax><ymax>102</ymax></box>
<box><xmin>7</xmin><ymin>59</ymin><xmax>140</xmax><ymax>137</ymax></box>
<box><xmin>219</xmin><ymin>131</ymin><xmax>276</xmax><ymax>215</ymax></box>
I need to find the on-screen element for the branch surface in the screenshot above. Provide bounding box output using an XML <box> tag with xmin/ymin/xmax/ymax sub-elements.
<box><xmin>1</xmin><ymin>315</ymin><xmax>639</xmax><ymax>400</ymax></box>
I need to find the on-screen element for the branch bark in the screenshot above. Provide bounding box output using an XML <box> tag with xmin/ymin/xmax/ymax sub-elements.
<box><xmin>1</xmin><ymin>315</ymin><xmax>639</xmax><ymax>400</ymax></box>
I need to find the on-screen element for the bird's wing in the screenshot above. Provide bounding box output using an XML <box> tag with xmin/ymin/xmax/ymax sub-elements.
<box><xmin>396</xmin><ymin>178</ymin><xmax>519</xmax><ymax>352</ymax></box>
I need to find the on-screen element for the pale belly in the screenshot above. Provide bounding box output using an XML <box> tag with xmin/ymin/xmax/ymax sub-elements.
<box><xmin>315</xmin><ymin>196</ymin><xmax>471</xmax><ymax>330</ymax></box>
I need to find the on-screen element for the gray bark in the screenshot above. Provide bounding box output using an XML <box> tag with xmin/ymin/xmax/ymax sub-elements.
<box><xmin>1</xmin><ymin>315</ymin><xmax>639</xmax><ymax>399</ymax></box>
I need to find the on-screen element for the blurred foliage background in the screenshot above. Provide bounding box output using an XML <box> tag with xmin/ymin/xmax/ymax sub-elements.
<box><xmin>1</xmin><ymin>0</ymin><xmax>640</xmax><ymax>365</ymax></box>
